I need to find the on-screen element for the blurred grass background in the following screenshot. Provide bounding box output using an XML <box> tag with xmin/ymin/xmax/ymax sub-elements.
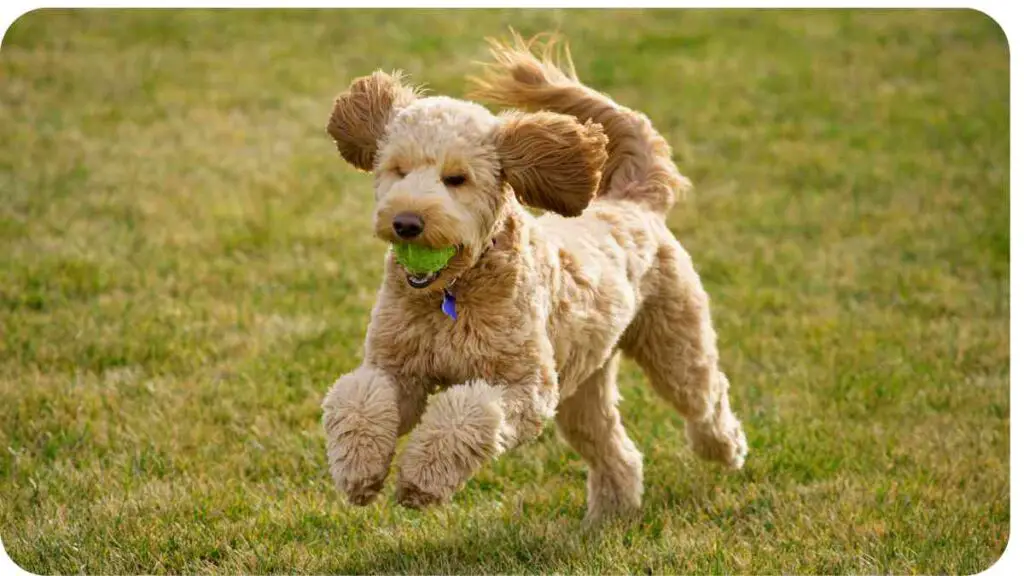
<box><xmin>0</xmin><ymin>8</ymin><xmax>1009</xmax><ymax>574</ymax></box>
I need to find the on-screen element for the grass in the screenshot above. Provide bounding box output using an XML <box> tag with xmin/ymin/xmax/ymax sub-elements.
<box><xmin>0</xmin><ymin>8</ymin><xmax>1009</xmax><ymax>574</ymax></box>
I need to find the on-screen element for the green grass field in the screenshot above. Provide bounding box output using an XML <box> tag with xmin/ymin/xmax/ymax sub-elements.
<box><xmin>0</xmin><ymin>9</ymin><xmax>1009</xmax><ymax>574</ymax></box>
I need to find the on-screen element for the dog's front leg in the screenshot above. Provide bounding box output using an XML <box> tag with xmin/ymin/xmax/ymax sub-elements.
<box><xmin>395</xmin><ymin>371</ymin><xmax>557</xmax><ymax>509</ymax></box>
<box><xmin>322</xmin><ymin>365</ymin><xmax>425</xmax><ymax>505</ymax></box>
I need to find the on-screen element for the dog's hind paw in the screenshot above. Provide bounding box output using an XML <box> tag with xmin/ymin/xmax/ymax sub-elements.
<box><xmin>687</xmin><ymin>414</ymin><xmax>749</xmax><ymax>471</ymax></box>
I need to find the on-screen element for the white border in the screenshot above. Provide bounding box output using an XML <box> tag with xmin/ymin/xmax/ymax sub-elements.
<box><xmin>0</xmin><ymin>3</ymin><xmax>1015</xmax><ymax>576</ymax></box>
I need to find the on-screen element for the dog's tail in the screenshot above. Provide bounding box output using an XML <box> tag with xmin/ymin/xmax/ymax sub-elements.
<box><xmin>469</xmin><ymin>32</ymin><xmax>691</xmax><ymax>216</ymax></box>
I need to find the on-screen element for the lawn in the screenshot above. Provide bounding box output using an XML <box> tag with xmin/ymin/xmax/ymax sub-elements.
<box><xmin>0</xmin><ymin>8</ymin><xmax>1009</xmax><ymax>574</ymax></box>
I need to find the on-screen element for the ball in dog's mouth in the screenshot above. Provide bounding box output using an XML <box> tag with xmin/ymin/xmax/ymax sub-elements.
<box><xmin>392</xmin><ymin>243</ymin><xmax>459</xmax><ymax>289</ymax></box>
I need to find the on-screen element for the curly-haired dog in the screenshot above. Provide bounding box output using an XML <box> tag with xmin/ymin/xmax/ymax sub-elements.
<box><xmin>321</xmin><ymin>34</ymin><xmax>748</xmax><ymax>524</ymax></box>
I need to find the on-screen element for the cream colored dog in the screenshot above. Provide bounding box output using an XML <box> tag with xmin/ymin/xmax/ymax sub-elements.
<box><xmin>321</xmin><ymin>34</ymin><xmax>748</xmax><ymax>524</ymax></box>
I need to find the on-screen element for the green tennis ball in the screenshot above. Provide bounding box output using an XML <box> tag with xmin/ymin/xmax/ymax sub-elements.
<box><xmin>392</xmin><ymin>243</ymin><xmax>457</xmax><ymax>274</ymax></box>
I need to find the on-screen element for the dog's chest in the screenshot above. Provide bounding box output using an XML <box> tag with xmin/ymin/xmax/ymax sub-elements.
<box><xmin>367</xmin><ymin>292</ymin><xmax>536</xmax><ymax>388</ymax></box>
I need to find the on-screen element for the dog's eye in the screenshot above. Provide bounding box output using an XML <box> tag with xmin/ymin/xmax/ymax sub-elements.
<box><xmin>393</xmin><ymin>167</ymin><xmax>407</xmax><ymax>178</ymax></box>
<box><xmin>443</xmin><ymin>174</ymin><xmax>467</xmax><ymax>187</ymax></box>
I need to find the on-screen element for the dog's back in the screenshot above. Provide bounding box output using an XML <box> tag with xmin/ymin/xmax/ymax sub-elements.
<box><xmin>473</xmin><ymin>34</ymin><xmax>749</xmax><ymax>479</ymax></box>
<box><xmin>470</xmin><ymin>34</ymin><xmax>692</xmax><ymax>217</ymax></box>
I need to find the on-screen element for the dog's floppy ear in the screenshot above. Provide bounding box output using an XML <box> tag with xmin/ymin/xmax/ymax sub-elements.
<box><xmin>326</xmin><ymin>70</ymin><xmax>420</xmax><ymax>171</ymax></box>
<box><xmin>493</xmin><ymin>111</ymin><xmax>608</xmax><ymax>217</ymax></box>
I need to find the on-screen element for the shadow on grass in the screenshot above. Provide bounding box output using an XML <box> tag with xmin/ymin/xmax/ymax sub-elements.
<box><xmin>329</xmin><ymin>479</ymin><xmax>734</xmax><ymax>574</ymax></box>
<box><xmin>335</xmin><ymin>525</ymin><xmax>584</xmax><ymax>574</ymax></box>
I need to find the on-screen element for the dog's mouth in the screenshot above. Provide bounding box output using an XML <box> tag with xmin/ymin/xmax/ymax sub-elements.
<box><xmin>398</xmin><ymin>244</ymin><xmax>462</xmax><ymax>289</ymax></box>
<box><xmin>404</xmin><ymin>270</ymin><xmax>440</xmax><ymax>289</ymax></box>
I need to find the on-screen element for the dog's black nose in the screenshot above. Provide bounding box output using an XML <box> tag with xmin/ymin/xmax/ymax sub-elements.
<box><xmin>392</xmin><ymin>212</ymin><xmax>424</xmax><ymax>239</ymax></box>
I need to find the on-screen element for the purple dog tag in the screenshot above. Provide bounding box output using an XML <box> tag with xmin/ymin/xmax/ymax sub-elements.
<box><xmin>441</xmin><ymin>289</ymin><xmax>457</xmax><ymax>321</ymax></box>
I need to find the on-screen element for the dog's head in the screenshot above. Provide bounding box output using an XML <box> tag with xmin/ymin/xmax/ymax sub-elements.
<box><xmin>326</xmin><ymin>70</ymin><xmax>608</xmax><ymax>290</ymax></box>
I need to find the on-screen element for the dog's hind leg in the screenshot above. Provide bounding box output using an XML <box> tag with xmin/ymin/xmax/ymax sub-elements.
<box><xmin>556</xmin><ymin>352</ymin><xmax>644</xmax><ymax>525</ymax></box>
<box><xmin>620</xmin><ymin>243</ymin><xmax>748</xmax><ymax>470</ymax></box>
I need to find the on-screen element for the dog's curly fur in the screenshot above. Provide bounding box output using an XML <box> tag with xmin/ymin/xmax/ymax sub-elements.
<box><xmin>321</xmin><ymin>33</ymin><xmax>748</xmax><ymax>524</ymax></box>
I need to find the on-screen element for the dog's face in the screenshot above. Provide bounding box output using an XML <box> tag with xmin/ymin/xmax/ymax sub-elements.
<box><xmin>371</xmin><ymin>97</ymin><xmax>505</xmax><ymax>288</ymax></box>
<box><xmin>327</xmin><ymin>71</ymin><xmax>608</xmax><ymax>290</ymax></box>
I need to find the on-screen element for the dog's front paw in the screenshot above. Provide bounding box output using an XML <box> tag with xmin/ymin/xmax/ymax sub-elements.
<box><xmin>337</xmin><ymin>463</ymin><xmax>391</xmax><ymax>506</ymax></box>
<box><xmin>394</xmin><ymin>476</ymin><xmax>447</xmax><ymax>509</ymax></box>
<box><xmin>322</xmin><ymin>367</ymin><xmax>401</xmax><ymax>506</ymax></box>
<box><xmin>393</xmin><ymin>448</ymin><xmax>467</xmax><ymax>509</ymax></box>
<box><xmin>325</xmin><ymin>426</ymin><xmax>396</xmax><ymax>506</ymax></box>
<box><xmin>393</xmin><ymin>381</ymin><xmax>504</xmax><ymax>509</ymax></box>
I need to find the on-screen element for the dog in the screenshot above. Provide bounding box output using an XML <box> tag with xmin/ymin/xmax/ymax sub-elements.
<box><xmin>321</xmin><ymin>33</ymin><xmax>748</xmax><ymax>524</ymax></box>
